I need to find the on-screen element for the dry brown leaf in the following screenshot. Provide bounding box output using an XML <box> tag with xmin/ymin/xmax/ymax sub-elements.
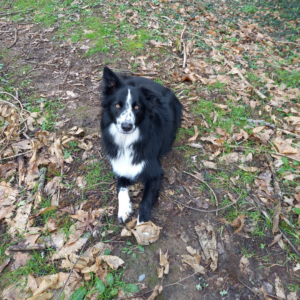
<box><xmin>0</xmin><ymin>258</ymin><xmax>10</xmax><ymax>274</ymax></box>
<box><xmin>219</xmin><ymin>152</ymin><xmax>239</xmax><ymax>164</ymax></box>
<box><xmin>0</xmin><ymin>162</ymin><xmax>17</xmax><ymax>179</ymax></box>
<box><xmin>0</xmin><ymin>205</ymin><xmax>14</xmax><ymax>220</ymax></box>
<box><xmin>285</xmin><ymin>116</ymin><xmax>300</xmax><ymax>126</ymax></box>
<box><xmin>2</xmin><ymin>282</ymin><xmax>32</xmax><ymax>300</ymax></box>
<box><xmin>44</xmin><ymin>216</ymin><xmax>57</xmax><ymax>232</ymax></box>
<box><xmin>239</xmin><ymin>255</ymin><xmax>250</xmax><ymax>274</ymax></box>
<box><xmin>98</xmin><ymin>255</ymin><xmax>124</xmax><ymax>270</ymax></box>
<box><xmin>27</xmin><ymin>273</ymin><xmax>38</xmax><ymax>294</ymax></box>
<box><xmin>44</xmin><ymin>177</ymin><xmax>61</xmax><ymax>196</ymax></box>
<box><xmin>147</xmin><ymin>285</ymin><xmax>163</xmax><ymax>300</ymax></box>
<box><xmin>273</xmin><ymin>137</ymin><xmax>297</xmax><ymax>154</ymax></box>
<box><xmin>131</xmin><ymin>221</ymin><xmax>162</xmax><ymax>245</ymax></box>
<box><xmin>8</xmin><ymin>203</ymin><xmax>32</xmax><ymax>236</ymax></box>
<box><xmin>268</xmin><ymin>233</ymin><xmax>283</xmax><ymax>247</ymax></box>
<box><xmin>76</xmin><ymin>176</ymin><xmax>87</xmax><ymax>188</ymax></box>
<box><xmin>202</xmin><ymin>160</ymin><xmax>217</xmax><ymax>169</ymax></box>
<box><xmin>126</xmin><ymin>219</ymin><xmax>137</xmax><ymax>229</ymax></box>
<box><xmin>228</xmin><ymin>215</ymin><xmax>247</xmax><ymax>234</ymax></box>
<box><xmin>0</xmin><ymin>182</ymin><xmax>18</xmax><ymax>206</ymax></box>
<box><xmin>121</xmin><ymin>228</ymin><xmax>132</xmax><ymax>237</ymax></box>
<box><xmin>159</xmin><ymin>249</ymin><xmax>169</xmax><ymax>274</ymax></box>
<box><xmin>11</xmin><ymin>252</ymin><xmax>31</xmax><ymax>271</ymax></box>
<box><xmin>181</xmin><ymin>254</ymin><xmax>205</xmax><ymax>274</ymax></box>
<box><xmin>186</xmin><ymin>246</ymin><xmax>201</xmax><ymax>264</ymax></box>
<box><xmin>275</xmin><ymin>273</ymin><xmax>286</xmax><ymax>299</ymax></box>
<box><xmin>52</xmin><ymin>238</ymin><xmax>88</xmax><ymax>260</ymax></box>
<box><xmin>272</xmin><ymin>201</ymin><xmax>281</xmax><ymax>234</ymax></box>
<box><xmin>157</xmin><ymin>267</ymin><xmax>164</xmax><ymax>278</ymax></box>
<box><xmin>195</xmin><ymin>223</ymin><xmax>218</xmax><ymax>271</ymax></box>
<box><xmin>252</xmin><ymin>126</ymin><xmax>265</xmax><ymax>134</ymax></box>
<box><xmin>238</xmin><ymin>165</ymin><xmax>259</xmax><ymax>172</ymax></box>
<box><xmin>83</xmin><ymin>242</ymin><xmax>112</xmax><ymax>258</ymax></box>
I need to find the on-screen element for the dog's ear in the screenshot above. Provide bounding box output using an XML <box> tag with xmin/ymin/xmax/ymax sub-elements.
<box><xmin>102</xmin><ymin>66</ymin><xmax>123</xmax><ymax>95</ymax></box>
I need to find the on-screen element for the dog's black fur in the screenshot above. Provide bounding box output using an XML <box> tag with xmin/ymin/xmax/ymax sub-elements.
<box><xmin>101</xmin><ymin>66</ymin><xmax>182</xmax><ymax>223</ymax></box>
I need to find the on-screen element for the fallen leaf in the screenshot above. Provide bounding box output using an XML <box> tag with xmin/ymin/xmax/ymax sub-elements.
<box><xmin>195</xmin><ymin>223</ymin><xmax>218</xmax><ymax>271</ymax></box>
<box><xmin>275</xmin><ymin>273</ymin><xmax>286</xmax><ymax>299</ymax></box>
<box><xmin>131</xmin><ymin>221</ymin><xmax>162</xmax><ymax>245</ymax></box>
<box><xmin>121</xmin><ymin>228</ymin><xmax>132</xmax><ymax>237</ymax></box>
<box><xmin>268</xmin><ymin>233</ymin><xmax>283</xmax><ymax>247</ymax></box>
<box><xmin>11</xmin><ymin>252</ymin><xmax>31</xmax><ymax>271</ymax></box>
<box><xmin>0</xmin><ymin>258</ymin><xmax>10</xmax><ymax>274</ymax></box>
<box><xmin>181</xmin><ymin>254</ymin><xmax>205</xmax><ymax>274</ymax></box>
<box><xmin>273</xmin><ymin>137</ymin><xmax>297</xmax><ymax>154</ymax></box>
<box><xmin>239</xmin><ymin>255</ymin><xmax>250</xmax><ymax>274</ymax></box>
<box><xmin>0</xmin><ymin>205</ymin><xmax>14</xmax><ymax>220</ymax></box>
<box><xmin>27</xmin><ymin>292</ymin><xmax>52</xmax><ymax>300</ymax></box>
<box><xmin>147</xmin><ymin>285</ymin><xmax>163</xmax><ymax>300</ymax></box>
<box><xmin>98</xmin><ymin>255</ymin><xmax>124</xmax><ymax>270</ymax></box>
<box><xmin>76</xmin><ymin>176</ymin><xmax>87</xmax><ymax>188</ymax></box>
<box><xmin>188</xmin><ymin>126</ymin><xmax>200</xmax><ymax>142</ymax></box>
<box><xmin>202</xmin><ymin>160</ymin><xmax>217</xmax><ymax>169</ymax></box>
<box><xmin>238</xmin><ymin>165</ymin><xmax>259</xmax><ymax>172</ymax></box>
<box><xmin>8</xmin><ymin>203</ymin><xmax>32</xmax><ymax>236</ymax></box>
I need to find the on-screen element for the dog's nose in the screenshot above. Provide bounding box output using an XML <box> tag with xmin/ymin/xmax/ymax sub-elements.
<box><xmin>121</xmin><ymin>122</ymin><xmax>133</xmax><ymax>132</ymax></box>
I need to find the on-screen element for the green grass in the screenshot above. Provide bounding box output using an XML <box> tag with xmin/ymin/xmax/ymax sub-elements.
<box><xmin>83</xmin><ymin>160</ymin><xmax>114</xmax><ymax>191</ymax></box>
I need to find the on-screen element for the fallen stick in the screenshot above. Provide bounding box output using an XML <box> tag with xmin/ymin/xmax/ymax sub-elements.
<box><xmin>0</xmin><ymin>8</ymin><xmax>34</xmax><ymax>17</ymax></box>
<box><xmin>270</xmin><ymin>152</ymin><xmax>300</xmax><ymax>163</ymax></box>
<box><xmin>247</xmin><ymin>119</ymin><xmax>276</xmax><ymax>129</ymax></box>
<box><xmin>120</xmin><ymin>272</ymin><xmax>198</xmax><ymax>300</ymax></box>
<box><xmin>265</xmin><ymin>154</ymin><xmax>282</xmax><ymax>234</ymax></box>
<box><xmin>161</xmin><ymin>192</ymin><xmax>241</xmax><ymax>213</ymax></box>
<box><xmin>7</xmin><ymin>28</ymin><xmax>17</xmax><ymax>49</ymax></box>
<box><xmin>183</xmin><ymin>171</ymin><xmax>218</xmax><ymax>207</ymax></box>
<box><xmin>1</xmin><ymin>150</ymin><xmax>33</xmax><ymax>160</ymax></box>
<box><xmin>0</xmin><ymin>123</ymin><xmax>17</xmax><ymax>158</ymax></box>
<box><xmin>7</xmin><ymin>243</ymin><xmax>52</xmax><ymax>251</ymax></box>
<box><xmin>252</xmin><ymin>194</ymin><xmax>300</xmax><ymax>258</ymax></box>
<box><xmin>277</xmin><ymin>128</ymin><xmax>300</xmax><ymax>139</ymax></box>
<box><xmin>0</xmin><ymin>92</ymin><xmax>24</xmax><ymax>112</ymax></box>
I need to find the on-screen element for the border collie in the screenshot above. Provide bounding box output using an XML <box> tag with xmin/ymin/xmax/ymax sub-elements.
<box><xmin>101</xmin><ymin>66</ymin><xmax>183</xmax><ymax>224</ymax></box>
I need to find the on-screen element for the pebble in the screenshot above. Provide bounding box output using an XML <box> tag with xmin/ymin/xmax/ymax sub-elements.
<box><xmin>138</xmin><ymin>274</ymin><xmax>145</xmax><ymax>282</ymax></box>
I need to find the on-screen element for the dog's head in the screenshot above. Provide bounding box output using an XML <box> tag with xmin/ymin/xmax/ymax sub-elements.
<box><xmin>102</xmin><ymin>66</ymin><xmax>155</xmax><ymax>135</ymax></box>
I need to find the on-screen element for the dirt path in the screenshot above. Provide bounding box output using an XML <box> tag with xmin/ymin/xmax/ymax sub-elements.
<box><xmin>0</xmin><ymin>1</ymin><xmax>300</xmax><ymax>299</ymax></box>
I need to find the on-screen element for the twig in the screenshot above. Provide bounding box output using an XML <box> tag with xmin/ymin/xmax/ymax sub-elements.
<box><xmin>180</xmin><ymin>25</ymin><xmax>186</xmax><ymax>40</ymax></box>
<box><xmin>120</xmin><ymin>272</ymin><xmax>197</xmax><ymax>300</ymax></box>
<box><xmin>277</xmin><ymin>128</ymin><xmax>300</xmax><ymax>139</ymax></box>
<box><xmin>238</xmin><ymin>279</ymin><xmax>263</xmax><ymax>300</ymax></box>
<box><xmin>266</xmin><ymin>154</ymin><xmax>281</xmax><ymax>234</ymax></box>
<box><xmin>26</xmin><ymin>61</ymin><xmax>57</xmax><ymax>67</ymax></box>
<box><xmin>62</xmin><ymin>68</ymin><xmax>70</xmax><ymax>85</ymax></box>
<box><xmin>7</xmin><ymin>28</ymin><xmax>18</xmax><ymax>49</ymax></box>
<box><xmin>183</xmin><ymin>171</ymin><xmax>218</xmax><ymax>207</ymax></box>
<box><xmin>270</xmin><ymin>152</ymin><xmax>300</xmax><ymax>163</ymax></box>
<box><xmin>0</xmin><ymin>8</ymin><xmax>34</xmax><ymax>17</ymax></box>
<box><xmin>0</xmin><ymin>150</ymin><xmax>33</xmax><ymax>160</ymax></box>
<box><xmin>161</xmin><ymin>192</ymin><xmax>241</xmax><ymax>213</ymax></box>
<box><xmin>182</xmin><ymin>42</ymin><xmax>187</xmax><ymax>68</ymax></box>
<box><xmin>56</xmin><ymin>236</ymin><xmax>91</xmax><ymax>300</ymax></box>
<box><xmin>252</xmin><ymin>195</ymin><xmax>300</xmax><ymax>258</ymax></box>
<box><xmin>247</xmin><ymin>119</ymin><xmax>276</xmax><ymax>129</ymax></box>
<box><xmin>0</xmin><ymin>91</ymin><xmax>24</xmax><ymax>111</ymax></box>
<box><xmin>224</xmin><ymin>58</ymin><xmax>266</xmax><ymax>100</ymax></box>
<box><xmin>7</xmin><ymin>243</ymin><xmax>53</xmax><ymax>251</ymax></box>
<box><xmin>275</xmin><ymin>40</ymin><xmax>300</xmax><ymax>46</ymax></box>
<box><xmin>57</xmin><ymin>166</ymin><xmax>63</xmax><ymax>205</ymax></box>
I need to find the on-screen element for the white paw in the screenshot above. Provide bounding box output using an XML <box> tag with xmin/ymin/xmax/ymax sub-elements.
<box><xmin>118</xmin><ymin>188</ymin><xmax>133</xmax><ymax>223</ymax></box>
<box><xmin>136</xmin><ymin>216</ymin><xmax>144</xmax><ymax>226</ymax></box>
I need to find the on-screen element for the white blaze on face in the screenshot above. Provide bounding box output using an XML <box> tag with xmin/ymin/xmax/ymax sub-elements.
<box><xmin>116</xmin><ymin>89</ymin><xmax>135</xmax><ymax>133</ymax></box>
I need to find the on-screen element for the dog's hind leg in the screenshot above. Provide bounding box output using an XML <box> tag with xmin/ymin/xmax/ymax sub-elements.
<box><xmin>117</xmin><ymin>177</ymin><xmax>133</xmax><ymax>223</ymax></box>
<box><xmin>138</xmin><ymin>175</ymin><xmax>162</xmax><ymax>224</ymax></box>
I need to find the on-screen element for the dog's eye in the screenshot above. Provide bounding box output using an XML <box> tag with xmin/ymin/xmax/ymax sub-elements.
<box><xmin>116</xmin><ymin>104</ymin><xmax>121</xmax><ymax>108</ymax></box>
<box><xmin>134</xmin><ymin>105</ymin><xmax>139</xmax><ymax>110</ymax></box>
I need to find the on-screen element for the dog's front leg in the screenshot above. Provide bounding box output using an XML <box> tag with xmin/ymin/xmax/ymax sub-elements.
<box><xmin>138</xmin><ymin>176</ymin><xmax>161</xmax><ymax>224</ymax></box>
<box><xmin>117</xmin><ymin>177</ymin><xmax>133</xmax><ymax>223</ymax></box>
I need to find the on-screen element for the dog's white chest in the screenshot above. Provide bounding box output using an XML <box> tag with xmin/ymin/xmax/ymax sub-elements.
<box><xmin>108</xmin><ymin>124</ymin><xmax>145</xmax><ymax>179</ymax></box>
<box><xmin>110</xmin><ymin>147</ymin><xmax>144</xmax><ymax>179</ymax></box>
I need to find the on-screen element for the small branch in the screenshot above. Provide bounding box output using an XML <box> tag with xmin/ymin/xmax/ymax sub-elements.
<box><xmin>161</xmin><ymin>192</ymin><xmax>241</xmax><ymax>213</ymax></box>
<box><xmin>252</xmin><ymin>195</ymin><xmax>300</xmax><ymax>258</ymax></box>
<box><xmin>277</xmin><ymin>128</ymin><xmax>300</xmax><ymax>139</ymax></box>
<box><xmin>180</xmin><ymin>25</ymin><xmax>186</xmax><ymax>40</ymax></box>
<box><xmin>7</xmin><ymin>243</ymin><xmax>53</xmax><ymax>251</ymax></box>
<box><xmin>275</xmin><ymin>40</ymin><xmax>300</xmax><ymax>46</ymax></box>
<box><xmin>182</xmin><ymin>42</ymin><xmax>187</xmax><ymax>68</ymax></box>
<box><xmin>270</xmin><ymin>152</ymin><xmax>300</xmax><ymax>163</ymax></box>
<box><xmin>183</xmin><ymin>171</ymin><xmax>218</xmax><ymax>207</ymax></box>
<box><xmin>7</xmin><ymin>28</ymin><xmax>18</xmax><ymax>49</ymax></box>
<box><xmin>0</xmin><ymin>8</ymin><xmax>34</xmax><ymax>17</ymax></box>
<box><xmin>120</xmin><ymin>272</ymin><xmax>197</xmax><ymax>300</ymax></box>
<box><xmin>0</xmin><ymin>92</ymin><xmax>24</xmax><ymax>112</ymax></box>
<box><xmin>0</xmin><ymin>150</ymin><xmax>33</xmax><ymax>160</ymax></box>
<box><xmin>247</xmin><ymin>119</ymin><xmax>276</xmax><ymax>129</ymax></box>
<box><xmin>57</xmin><ymin>166</ymin><xmax>63</xmax><ymax>205</ymax></box>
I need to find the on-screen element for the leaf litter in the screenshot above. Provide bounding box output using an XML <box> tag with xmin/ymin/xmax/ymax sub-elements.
<box><xmin>1</xmin><ymin>0</ymin><xmax>300</xmax><ymax>299</ymax></box>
